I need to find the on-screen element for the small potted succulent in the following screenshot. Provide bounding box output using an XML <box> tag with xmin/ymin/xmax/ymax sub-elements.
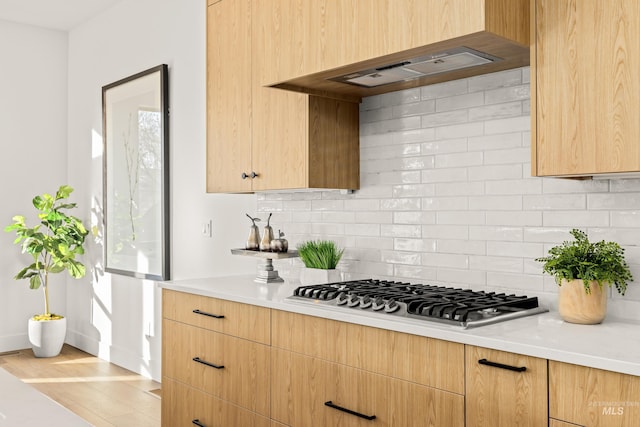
<box><xmin>536</xmin><ymin>229</ymin><xmax>633</xmax><ymax>324</ymax></box>
<box><xmin>5</xmin><ymin>185</ymin><xmax>88</xmax><ymax>357</ymax></box>
<box><xmin>297</xmin><ymin>240</ymin><xmax>344</xmax><ymax>285</ymax></box>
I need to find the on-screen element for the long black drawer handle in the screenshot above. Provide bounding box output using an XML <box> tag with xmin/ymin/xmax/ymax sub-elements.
<box><xmin>192</xmin><ymin>419</ymin><xmax>206</xmax><ymax>427</ymax></box>
<box><xmin>478</xmin><ymin>358</ymin><xmax>526</xmax><ymax>372</ymax></box>
<box><xmin>324</xmin><ymin>401</ymin><xmax>376</xmax><ymax>420</ymax></box>
<box><xmin>193</xmin><ymin>357</ymin><xmax>225</xmax><ymax>370</ymax></box>
<box><xmin>192</xmin><ymin>309</ymin><xmax>224</xmax><ymax>319</ymax></box>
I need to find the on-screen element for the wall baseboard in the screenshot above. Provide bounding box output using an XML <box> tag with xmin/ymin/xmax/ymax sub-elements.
<box><xmin>65</xmin><ymin>329</ymin><xmax>161</xmax><ymax>382</ymax></box>
<box><xmin>0</xmin><ymin>333</ymin><xmax>30</xmax><ymax>353</ymax></box>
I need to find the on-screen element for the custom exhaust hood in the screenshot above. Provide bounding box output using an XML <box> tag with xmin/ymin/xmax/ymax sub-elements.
<box><xmin>329</xmin><ymin>47</ymin><xmax>500</xmax><ymax>88</ymax></box>
<box><xmin>264</xmin><ymin>0</ymin><xmax>531</xmax><ymax>101</ymax></box>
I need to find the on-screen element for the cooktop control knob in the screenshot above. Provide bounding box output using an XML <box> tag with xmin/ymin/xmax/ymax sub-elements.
<box><xmin>384</xmin><ymin>298</ymin><xmax>400</xmax><ymax>313</ymax></box>
<box><xmin>347</xmin><ymin>294</ymin><xmax>361</xmax><ymax>307</ymax></box>
<box><xmin>359</xmin><ymin>295</ymin><xmax>372</xmax><ymax>309</ymax></box>
<box><xmin>336</xmin><ymin>292</ymin><xmax>348</xmax><ymax>305</ymax></box>
<box><xmin>372</xmin><ymin>297</ymin><xmax>385</xmax><ymax>311</ymax></box>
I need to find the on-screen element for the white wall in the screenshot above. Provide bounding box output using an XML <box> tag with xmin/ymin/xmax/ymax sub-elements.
<box><xmin>0</xmin><ymin>21</ymin><xmax>68</xmax><ymax>351</ymax></box>
<box><xmin>66</xmin><ymin>0</ymin><xmax>255</xmax><ymax>380</ymax></box>
<box><xmin>263</xmin><ymin>67</ymin><xmax>640</xmax><ymax>322</ymax></box>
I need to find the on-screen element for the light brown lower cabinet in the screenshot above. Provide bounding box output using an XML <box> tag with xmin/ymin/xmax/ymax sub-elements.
<box><xmin>162</xmin><ymin>378</ymin><xmax>270</xmax><ymax>427</ymax></box>
<box><xmin>550</xmin><ymin>361</ymin><xmax>640</xmax><ymax>427</ymax></box>
<box><xmin>271</xmin><ymin>348</ymin><xmax>464</xmax><ymax>427</ymax></box>
<box><xmin>465</xmin><ymin>346</ymin><xmax>548</xmax><ymax>427</ymax></box>
<box><xmin>163</xmin><ymin>319</ymin><xmax>270</xmax><ymax>416</ymax></box>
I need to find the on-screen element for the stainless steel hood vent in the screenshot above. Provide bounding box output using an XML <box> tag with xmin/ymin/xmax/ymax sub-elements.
<box><xmin>329</xmin><ymin>47</ymin><xmax>501</xmax><ymax>88</ymax></box>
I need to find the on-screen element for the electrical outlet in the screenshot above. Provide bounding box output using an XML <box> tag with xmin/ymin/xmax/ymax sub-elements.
<box><xmin>202</xmin><ymin>220</ymin><xmax>212</xmax><ymax>237</ymax></box>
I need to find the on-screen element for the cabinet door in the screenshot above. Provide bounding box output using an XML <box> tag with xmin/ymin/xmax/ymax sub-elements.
<box><xmin>206</xmin><ymin>0</ymin><xmax>253</xmax><ymax>192</ymax></box>
<box><xmin>163</xmin><ymin>319</ymin><xmax>270</xmax><ymax>416</ymax></box>
<box><xmin>466</xmin><ymin>346</ymin><xmax>548</xmax><ymax>427</ymax></box>
<box><xmin>533</xmin><ymin>0</ymin><xmax>640</xmax><ymax>176</ymax></box>
<box><xmin>550</xmin><ymin>361</ymin><xmax>640</xmax><ymax>427</ymax></box>
<box><xmin>162</xmin><ymin>289</ymin><xmax>271</xmax><ymax>344</ymax></box>
<box><xmin>271</xmin><ymin>348</ymin><xmax>464</xmax><ymax>427</ymax></box>
<box><xmin>161</xmin><ymin>377</ymin><xmax>270</xmax><ymax>427</ymax></box>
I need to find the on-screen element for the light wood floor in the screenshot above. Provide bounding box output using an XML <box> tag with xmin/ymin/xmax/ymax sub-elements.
<box><xmin>0</xmin><ymin>345</ymin><xmax>161</xmax><ymax>427</ymax></box>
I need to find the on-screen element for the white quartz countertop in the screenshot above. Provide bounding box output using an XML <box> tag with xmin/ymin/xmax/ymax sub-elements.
<box><xmin>0</xmin><ymin>368</ymin><xmax>91</xmax><ymax>426</ymax></box>
<box><xmin>159</xmin><ymin>275</ymin><xmax>640</xmax><ymax>377</ymax></box>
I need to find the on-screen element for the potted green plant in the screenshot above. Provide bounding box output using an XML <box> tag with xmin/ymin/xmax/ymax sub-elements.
<box><xmin>4</xmin><ymin>185</ymin><xmax>88</xmax><ymax>357</ymax></box>
<box><xmin>297</xmin><ymin>240</ymin><xmax>344</xmax><ymax>285</ymax></box>
<box><xmin>536</xmin><ymin>229</ymin><xmax>633</xmax><ymax>324</ymax></box>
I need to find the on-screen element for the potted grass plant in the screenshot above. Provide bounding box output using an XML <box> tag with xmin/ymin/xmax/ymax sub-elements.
<box><xmin>536</xmin><ymin>229</ymin><xmax>633</xmax><ymax>324</ymax></box>
<box><xmin>298</xmin><ymin>240</ymin><xmax>344</xmax><ymax>285</ymax></box>
<box><xmin>4</xmin><ymin>185</ymin><xmax>88</xmax><ymax>357</ymax></box>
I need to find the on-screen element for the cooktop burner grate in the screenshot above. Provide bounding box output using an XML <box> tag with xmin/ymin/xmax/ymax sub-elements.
<box><xmin>288</xmin><ymin>279</ymin><xmax>547</xmax><ymax>328</ymax></box>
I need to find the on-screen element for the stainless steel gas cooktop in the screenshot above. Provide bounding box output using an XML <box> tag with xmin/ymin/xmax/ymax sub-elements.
<box><xmin>286</xmin><ymin>279</ymin><xmax>548</xmax><ymax>329</ymax></box>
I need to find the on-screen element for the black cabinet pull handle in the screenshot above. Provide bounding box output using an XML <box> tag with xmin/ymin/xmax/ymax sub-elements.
<box><xmin>192</xmin><ymin>419</ymin><xmax>206</xmax><ymax>427</ymax></box>
<box><xmin>324</xmin><ymin>401</ymin><xmax>376</xmax><ymax>420</ymax></box>
<box><xmin>193</xmin><ymin>357</ymin><xmax>224</xmax><ymax>370</ymax></box>
<box><xmin>250</xmin><ymin>171</ymin><xmax>258</xmax><ymax>179</ymax></box>
<box><xmin>241</xmin><ymin>172</ymin><xmax>248</xmax><ymax>179</ymax></box>
<box><xmin>192</xmin><ymin>309</ymin><xmax>224</xmax><ymax>319</ymax></box>
<box><xmin>478</xmin><ymin>358</ymin><xmax>526</xmax><ymax>372</ymax></box>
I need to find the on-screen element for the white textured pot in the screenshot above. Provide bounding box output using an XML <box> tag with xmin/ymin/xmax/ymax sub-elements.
<box><xmin>300</xmin><ymin>268</ymin><xmax>342</xmax><ymax>286</ymax></box>
<box><xmin>28</xmin><ymin>316</ymin><xmax>67</xmax><ymax>358</ymax></box>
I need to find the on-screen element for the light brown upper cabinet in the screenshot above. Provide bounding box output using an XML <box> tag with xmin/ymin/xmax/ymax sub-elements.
<box><xmin>257</xmin><ymin>0</ymin><xmax>530</xmax><ymax>98</ymax></box>
<box><xmin>206</xmin><ymin>0</ymin><xmax>360</xmax><ymax>193</ymax></box>
<box><xmin>532</xmin><ymin>0</ymin><xmax>640</xmax><ymax>177</ymax></box>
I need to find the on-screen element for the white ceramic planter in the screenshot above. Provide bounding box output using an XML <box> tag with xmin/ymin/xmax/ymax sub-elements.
<box><xmin>299</xmin><ymin>268</ymin><xmax>342</xmax><ymax>286</ymax></box>
<box><xmin>28</xmin><ymin>316</ymin><xmax>67</xmax><ymax>358</ymax></box>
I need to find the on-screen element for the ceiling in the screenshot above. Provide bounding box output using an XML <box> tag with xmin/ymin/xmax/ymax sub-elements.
<box><xmin>0</xmin><ymin>0</ymin><xmax>121</xmax><ymax>31</ymax></box>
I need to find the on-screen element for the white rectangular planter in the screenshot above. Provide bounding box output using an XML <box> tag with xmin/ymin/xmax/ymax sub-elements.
<box><xmin>299</xmin><ymin>268</ymin><xmax>342</xmax><ymax>286</ymax></box>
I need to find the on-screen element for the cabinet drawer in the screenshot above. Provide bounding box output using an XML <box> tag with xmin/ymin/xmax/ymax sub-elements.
<box><xmin>271</xmin><ymin>348</ymin><xmax>464</xmax><ymax>427</ymax></box>
<box><xmin>163</xmin><ymin>289</ymin><xmax>270</xmax><ymax>344</ymax></box>
<box><xmin>466</xmin><ymin>346</ymin><xmax>548</xmax><ymax>427</ymax></box>
<box><xmin>163</xmin><ymin>319</ymin><xmax>270</xmax><ymax>416</ymax></box>
<box><xmin>161</xmin><ymin>377</ymin><xmax>270</xmax><ymax>427</ymax></box>
<box><xmin>272</xmin><ymin>309</ymin><xmax>464</xmax><ymax>393</ymax></box>
<box><xmin>550</xmin><ymin>361</ymin><xmax>640</xmax><ymax>427</ymax></box>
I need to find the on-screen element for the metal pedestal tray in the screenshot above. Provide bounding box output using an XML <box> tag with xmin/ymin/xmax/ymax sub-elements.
<box><xmin>230</xmin><ymin>249</ymin><xmax>299</xmax><ymax>283</ymax></box>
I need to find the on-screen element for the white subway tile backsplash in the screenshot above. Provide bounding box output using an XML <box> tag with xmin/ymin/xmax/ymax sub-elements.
<box><xmin>543</xmin><ymin>211</ymin><xmax>609</xmax><ymax>227</ymax></box>
<box><xmin>421</xmin><ymin>138</ymin><xmax>468</xmax><ymax>154</ymax></box>
<box><xmin>435</xmin><ymin>122</ymin><xmax>484</xmax><ymax>139</ymax></box>
<box><xmin>523</xmin><ymin>194</ymin><xmax>586</xmax><ymax>210</ymax></box>
<box><xmin>486</xmin><ymin>211</ymin><xmax>542</xmax><ymax>227</ymax></box>
<box><xmin>469</xmin><ymin>255</ymin><xmax>523</xmax><ymax>273</ymax></box>
<box><xmin>436</xmin><ymin>239</ymin><xmax>486</xmax><ymax>255</ymax></box>
<box><xmin>381</xmin><ymin>198</ymin><xmax>421</xmax><ymax>211</ymax></box>
<box><xmin>381</xmin><ymin>224</ymin><xmax>422</xmax><ymax>238</ymax></box>
<box><xmin>255</xmin><ymin>66</ymin><xmax>640</xmax><ymax>321</ymax></box>
<box><xmin>468</xmin><ymin>164</ymin><xmax>522</xmax><ymax>181</ymax></box>
<box><xmin>469</xmin><ymin>226</ymin><xmax>523</xmax><ymax>241</ymax></box>
<box><xmin>435</xmin><ymin>92</ymin><xmax>484</xmax><ymax>112</ymax></box>
<box><xmin>421</xmin><ymin>79</ymin><xmax>468</xmax><ymax>100</ymax></box>
<box><xmin>422</xmin><ymin>196</ymin><xmax>468</xmax><ymax>211</ymax></box>
<box><xmin>484</xmin><ymin>116</ymin><xmax>530</xmax><ymax>134</ymax></box>
<box><xmin>393</xmin><ymin>211</ymin><xmax>436</xmax><ymax>224</ymax></box>
<box><xmin>394</xmin><ymin>238</ymin><xmax>437</xmax><ymax>252</ymax></box>
<box><xmin>485</xmin><ymin>178</ymin><xmax>542</xmax><ymax>195</ymax></box>
<box><xmin>392</xmin><ymin>184</ymin><xmax>436</xmax><ymax>198</ymax></box>
<box><xmin>435</xmin><ymin>152</ymin><xmax>483</xmax><ymax>168</ymax></box>
<box><xmin>483</xmin><ymin>147</ymin><xmax>529</xmax><ymax>165</ymax></box>
<box><xmin>588</xmin><ymin>193</ymin><xmax>640</xmax><ymax>210</ymax></box>
<box><xmin>468</xmin><ymin>101</ymin><xmax>522</xmax><ymax>122</ymax></box>
<box><xmin>422</xmin><ymin>110</ymin><xmax>469</xmax><ymax>128</ymax></box>
<box><xmin>392</xmin><ymin>100</ymin><xmax>436</xmax><ymax>118</ymax></box>
<box><xmin>484</xmin><ymin>85</ymin><xmax>530</xmax><ymax>104</ymax></box>
<box><xmin>468</xmin><ymin>195</ymin><xmax>522</xmax><ymax>211</ymax></box>
<box><xmin>468</xmin><ymin>68</ymin><xmax>523</xmax><ymax>92</ymax></box>
<box><xmin>355</xmin><ymin>211</ymin><xmax>393</xmax><ymax>224</ymax></box>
